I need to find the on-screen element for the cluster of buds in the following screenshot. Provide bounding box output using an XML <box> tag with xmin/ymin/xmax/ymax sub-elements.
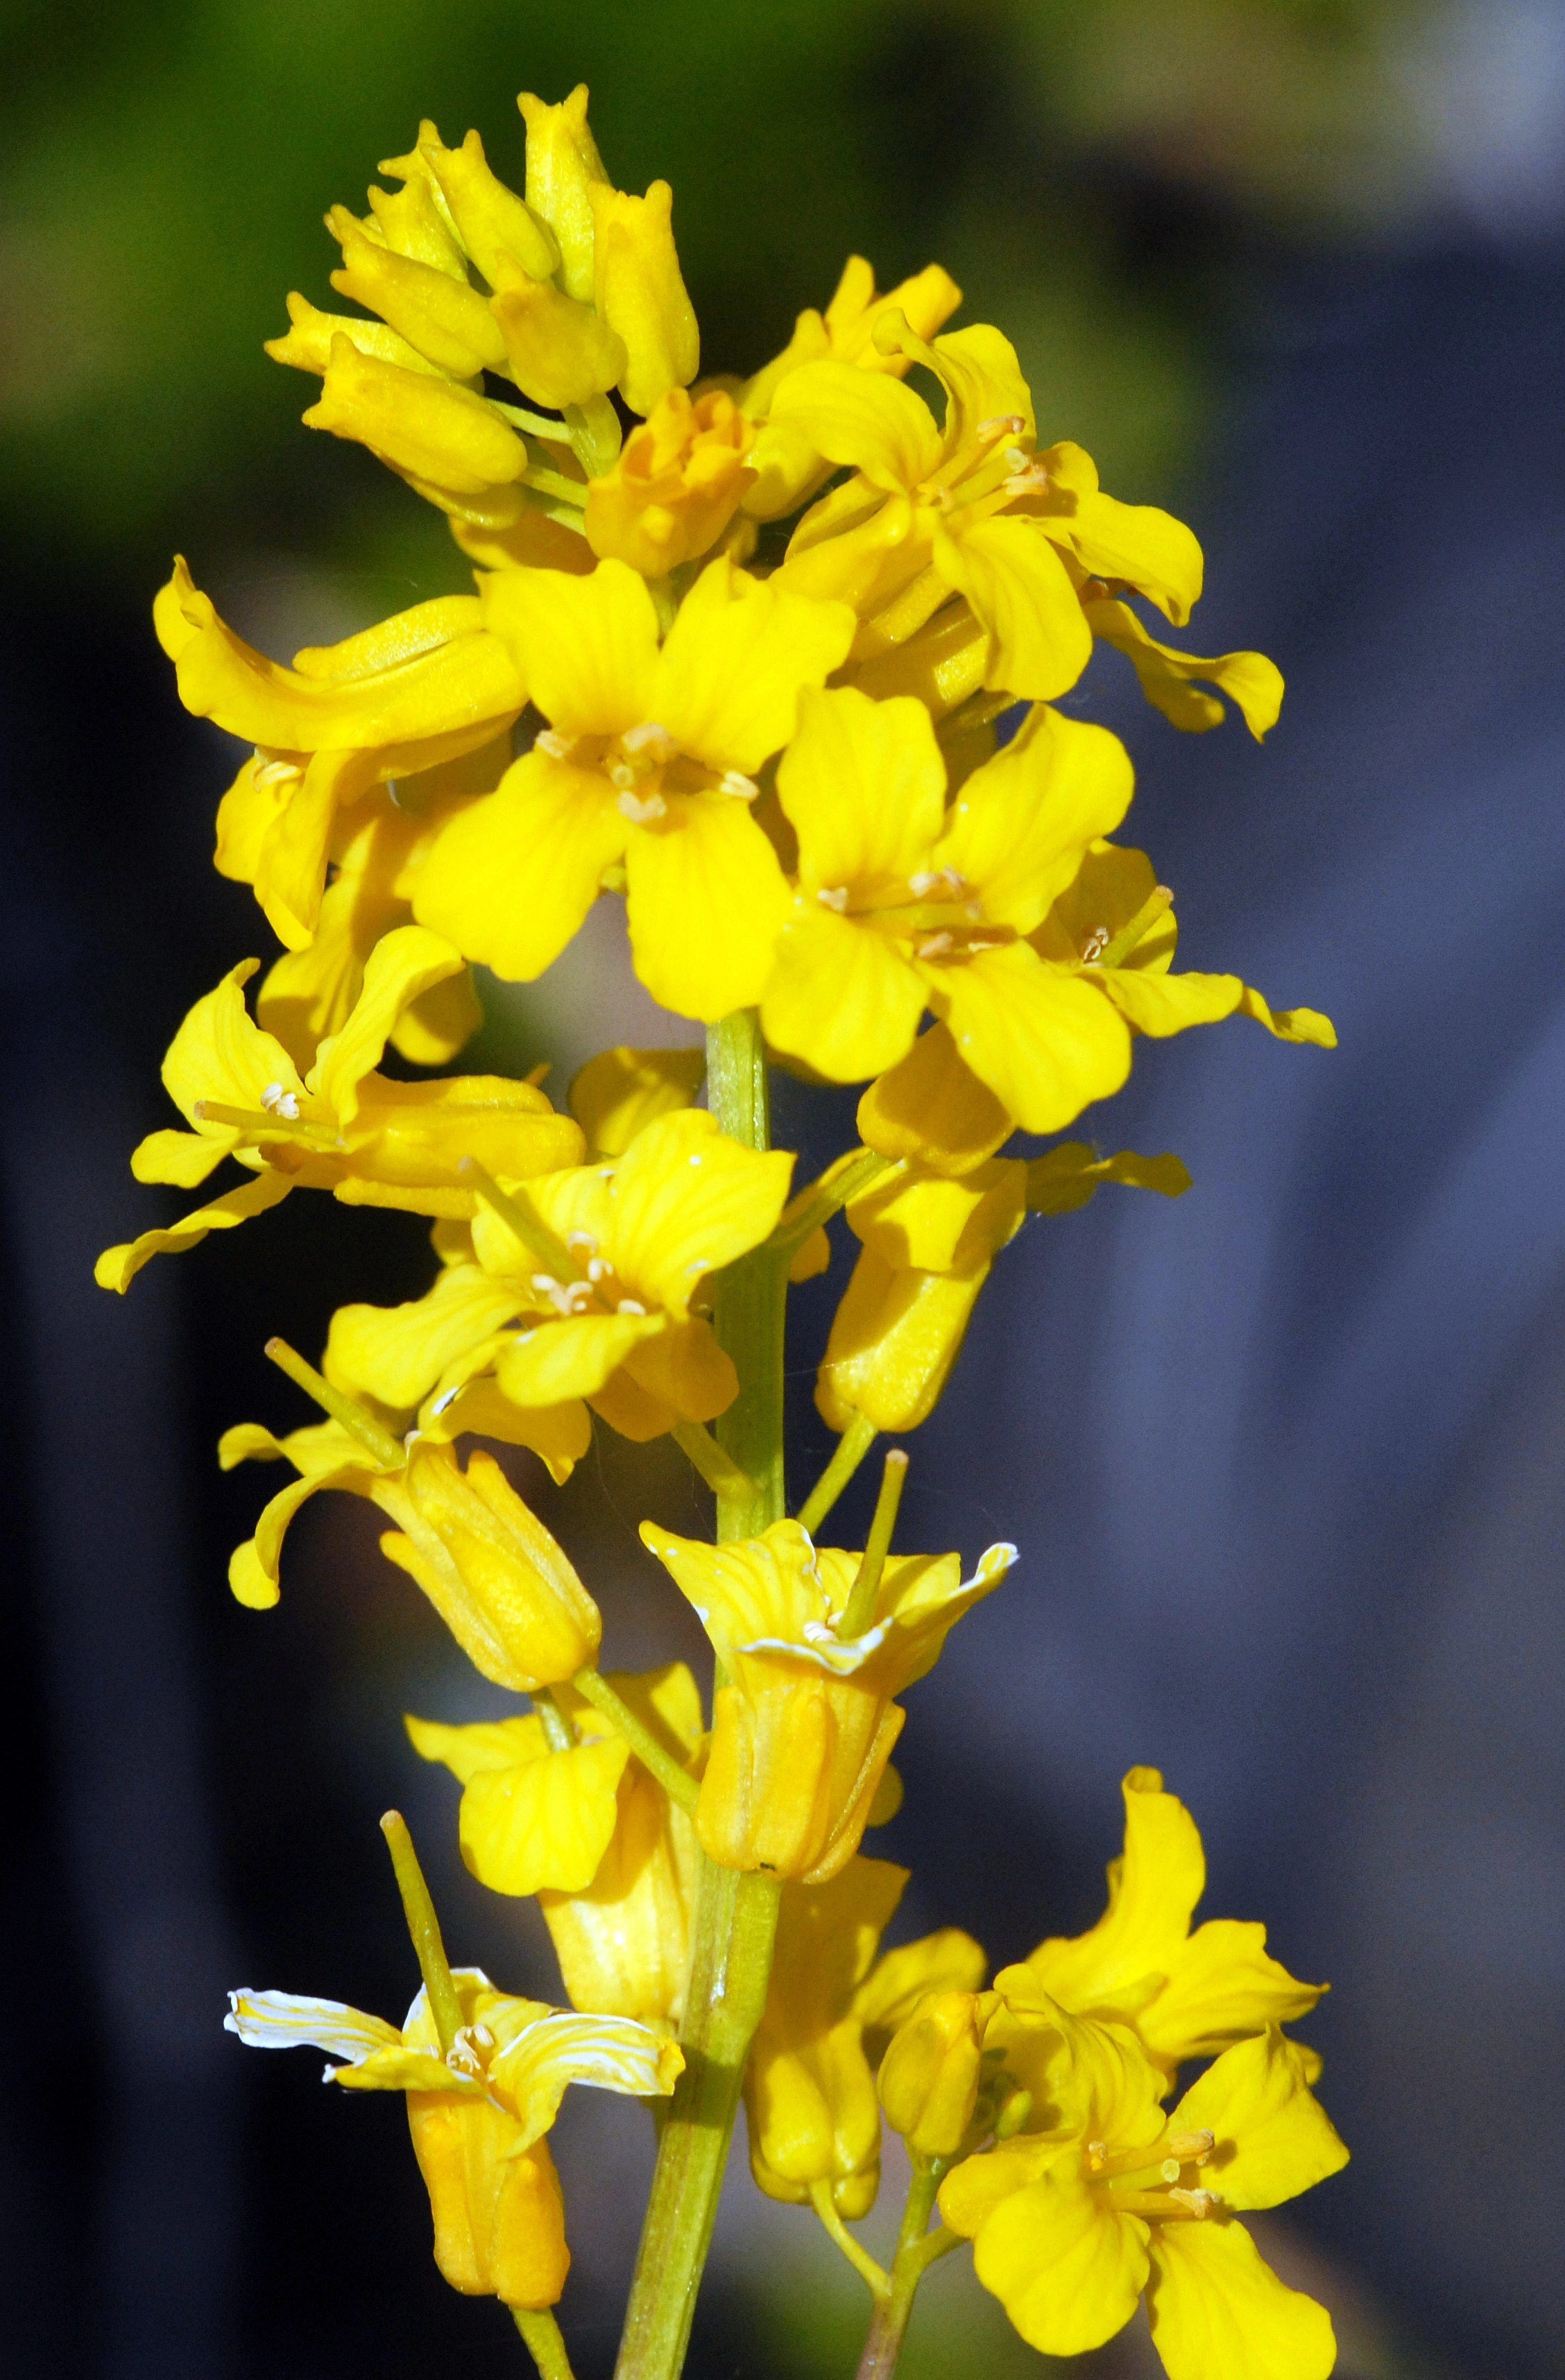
<box><xmin>102</xmin><ymin>73</ymin><xmax>1346</xmax><ymax>2380</ymax></box>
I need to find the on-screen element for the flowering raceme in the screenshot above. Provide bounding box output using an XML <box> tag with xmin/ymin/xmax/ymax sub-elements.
<box><xmin>107</xmin><ymin>70</ymin><xmax>1353</xmax><ymax>2380</ymax></box>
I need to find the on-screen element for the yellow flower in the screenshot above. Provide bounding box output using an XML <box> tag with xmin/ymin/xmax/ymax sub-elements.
<box><xmin>640</xmin><ymin>1517</ymin><xmax>1015</xmax><ymax>1882</ymax></box>
<box><xmin>816</xmin><ymin>1138</ymin><xmax>1190</xmax><ymax>1435</ymax></box>
<box><xmin>413</xmin><ymin>556</ymin><xmax>855</xmax><ymax>1018</ymax></box>
<box><xmin>246</xmin><ymin>744</ymin><xmax>500</xmax><ymax>1073</ymax></box>
<box><xmin>1031</xmin><ymin>842</ymin><xmax>1337</xmax><ymax>1052</ymax></box>
<box><xmin>406</xmin><ymin>1665</ymin><xmax>701</xmax><ymax>1928</ymax></box>
<box><xmin>225</xmin><ymin>1969</ymin><xmax>682</xmax><ymax>2310</ymax></box>
<box><xmin>584</xmin><ymin>386</ymin><xmax>756</xmax><ymax>576</ymax></box>
<box><xmin>218</xmin><ymin>1420</ymin><xmax>601</xmax><ymax>1690</ymax></box>
<box><xmin>771</xmin><ymin>314</ymin><xmax>1279</xmax><ymax>729</ymax></box>
<box><xmin>739</xmin><ymin>255</ymin><xmax>964</xmax><ymax>520</ymax></box>
<box><xmin>813</xmin><ymin>1156</ymin><xmax>1027</xmax><ymax>1435</ymax></box>
<box><xmin>1000</xmin><ymin>1767</ymin><xmax>1325</xmax><ymax>2076</ymax></box>
<box><xmin>744</xmin><ymin>1854</ymin><xmax>987</xmax><ymax>2216</ymax></box>
<box><xmin>95</xmin><ymin>927</ymin><xmax>582</xmax><ymax>1292</ymax></box>
<box><xmin>760</xmin><ymin>687</ymin><xmax>1136</xmax><ymax>1125</ymax></box>
<box><xmin>518</xmin><ymin>85</ymin><xmax>608</xmax><ymax>303</ymax></box>
<box><xmin>876</xmin><ymin>1986</ymin><xmax>1006</xmax><ymax>2162</ymax></box>
<box><xmin>586</xmin><ymin>178</ymin><xmax>700</xmax><ymax>418</ymax></box>
<box><xmin>939</xmin><ymin>2009</ymin><xmax>1347</xmax><ymax>2379</ymax></box>
<box><xmin>325</xmin><ymin>1106</ymin><xmax>793</xmax><ymax>1446</ymax></box>
<box><xmin>155</xmin><ymin>560</ymin><xmax>525</xmax><ymax>948</ymax></box>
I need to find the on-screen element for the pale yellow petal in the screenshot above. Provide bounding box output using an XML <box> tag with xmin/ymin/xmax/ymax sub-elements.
<box><xmin>457</xmin><ymin>1736</ymin><xmax>631</xmax><ymax>1895</ymax></box>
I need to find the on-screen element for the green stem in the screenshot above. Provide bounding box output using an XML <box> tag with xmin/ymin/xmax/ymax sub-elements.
<box><xmin>853</xmin><ymin>2166</ymin><xmax>962</xmax><ymax>2380</ymax></box>
<box><xmin>379</xmin><ymin>1811</ymin><xmax>463</xmax><ymax>2054</ymax></box>
<box><xmin>513</xmin><ymin>2306</ymin><xmax>577</xmax><ymax>2380</ymax></box>
<box><xmin>670</xmin><ymin>1418</ymin><xmax>753</xmax><ymax>1501</ymax></box>
<box><xmin>571</xmin><ymin>1667</ymin><xmax>699</xmax><ymax>1813</ymax></box>
<box><xmin>809</xmin><ymin>2180</ymin><xmax>889</xmax><ymax>2297</ymax></box>
<box><xmin>613</xmin><ymin>1009</ymin><xmax>787</xmax><ymax>2380</ymax></box>
<box><xmin>797</xmin><ymin>1409</ymin><xmax>878</xmax><ymax>1536</ymax></box>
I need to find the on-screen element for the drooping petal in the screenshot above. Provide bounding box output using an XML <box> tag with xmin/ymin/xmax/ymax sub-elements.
<box><xmin>815</xmin><ymin>1249</ymin><xmax>989</xmax><ymax>1435</ymax></box>
<box><xmin>1038</xmin><ymin>443</ymin><xmax>1203</xmax><ymax>624</ymax></box>
<box><xmin>934</xmin><ymin>515</ymin><xmax>1093</xmax><ymax>702</ymax></box>
<box><xmin>640</xmin><ymin>1517</ymin><xmax>827</xmax><ymax>1662</ymax></box>
<box><xmin>624</xmin><ymin>796</ymin><xmax>792</xmax><ymax>1018</ymax></box>
<box><xmin>653</xmin><ymin>556</ymin><xmax>856</xmax><ymax>775</ymax></box>
<box><xmin>418</xmin><ymin>1380</ymin><xmax>591</xmax><ymax>1483</ymax></box>
<box><xmin>1170</xmin><ymin>2030</ymin><xmax>1349</xmax><ymax>2213</ymax></box>
<box><xmin>767</xmin><ymin>361</ymin><xmax>944</xmax><ymax>493</ymax></box>
<box><xmin>932</xmin><ymin>945</ymin><xmax>1132</xmax><ymax>1135</ymax></box>
<box><xmin>454</xmin><ymin>1736</ymin><xmax>632</xmax><ymax>1897</ymax></box>
<box><xmin>856</xmin><ymin>1023</ymin><xmax>1012</xmax><ymax>1176</ymax></box>
<box><xmin>1025</xmin><ymin>1144</ymin><xmax>1192</xmax><ymax>1215</ymax></box>
<box><xmin>95</xmin><ymin>1168</ymin><xmax>296</xmax><ymax>1294</ymax></box>
<box><xmin>937</xmin><ymin>707</ymin><xmax>1135</xmax><ymax>932</ymax></box>
<box><xmin>923</xmin><ymin>323</ymin><xmax>1036</xmax><ymax>465</ymax></box>
<box><xmin>1084</xmin><ymin>596</ymin><xmax>1284</xmax><ymax>742</ymax></box>
<box><xmin>1019</xmin><ymin>1767</ymin><xmax>1205</xmax><ymax>2016</ymax></box>
<box><xmin>412</xmin><ymin>750</ymin><xmax>627</xmax><ymax>982</ymax></box>
<box><xmin>1093</xmin><ymin>967</ymin><xmax>1244</xmax><ymax>1037</ymax></box>
<box><xmin>568</xmin><ymin>1044</ymin><xmax>705</xmax><ymax>1157</ymax></box>
<box><xmin>622</xmin><ymin>1317</ymin><xmax>738</xmax><ymax>1423</ymax></box>
<box><xmin>762</xmin><ymin>905</ymin><xmax>930</xmax><ymax>1084</ymax></box>
<box><xmin>846</xmin><ymin>1161</ymin><xmax>1026</xmax><ymax>1276</ymax></box>
<box><xmin>488</xmin><ymin>2008</ymin><xmax>685</xmax><ymax>2147</ymax></box>
<box><xmin>327</xmin><ymin>1265</ymin><xmax>527</xmax><ymax>1410</ymax></box>
<box><xmin>481</xmin><ymin>560</ymin><xmax>660</xmax><ymax>737</ymax></box>
<box><xmin>405</xmin><ymin>1710</ymin><xmax>549</xmax><ymax>1783</ymax></box>
<box><xmin>776</xmin><ymin>685</ymin><xmax>946</xmax><ymax>894</ymax></box>
<box><xmin>1146</xmin><ymin>2219</ymin><xmax>1337</xmax><ymax>2380</ymax></box>
<box><xmin>159</xmin><ymin>958</ymin><xmax>306</xmax><ymax>1134</ymax></box>
<box><xmin>228</xmin><ymin>1455</ymin><xmax>373</xmax><ymax>1609</ymax></box>
<box><xmin>608</xmin><ymin>1109</ymin><xmax>794</xmax><ymax>1317</ymax></box>
<box><xmin>224</xmin><ymin>1987</ymin><xmax>404</xmax><ymax>2065</ymax></box>
<box><xmin>310</xmin><ymin>925</ymin><xmax>466</xmax><ymax>1122</ymax></box>
<box><xmin>971</xmin><ymin>2166</ymin><xmax>1149</xmax><ymax>2357</ymax></box>
<box><xmin>1234</xmin><ymin>986</ymin><xmax>1337</xmax><ymax>1047</ymax></box>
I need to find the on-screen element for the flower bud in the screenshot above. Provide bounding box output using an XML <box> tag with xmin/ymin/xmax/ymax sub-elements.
<box><xmin>303</xmin><ymin>337</ymin><xmax>528</xmax><ymax>499</ymax></box>
<box><xmin>518</xmin><ymin>85</ymin><xmax>609</xmax><ymax>303</ymax></box>
<box><xmin>378</xmin><ymin>1441</ymin><xmax>601</xmax><ymax>1690</ymax></box>
<box><xmin>327</xmin><ymin>205</ymin><xmax>509</xmax><ymax>379</ymax></box>
<box><xmin>490</xmin><ymin>270</ymin><xmax>627</xmax><ymax>411</ymax></box>
<box><xmin>585</xmin><ymin>388</ymin><xmax>755</xmax><ymax>576</ymax></box>
<box><xmin>417</xmin><ymin>125</ymin><xmax>561</xmax><ymax>285</ymax></box>
<box><xmin>409</xmin><ymin>2096</ymin><xmax>570</xmax><ymax>2309</ymax></box>
<box><xmin>588</xmin><ymin>180</ymin><xmax>699</xmax><ymax>418</ymax></box>
<box><xmin>878</xmin><ymin>1988</ymin><xmax>1000</xmax><ymax>2160</ymax></box>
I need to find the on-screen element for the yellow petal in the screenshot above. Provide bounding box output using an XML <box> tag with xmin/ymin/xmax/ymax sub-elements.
<box><xmin>1095</xmin><ymin>967</ymin><xmax>1244</xmax><ymax>1037</ymax></box>
<box><xmin>487</xmin><ymin>2005</ymin><xmax>683</xmax><ymax>2145</ymax></box>
<box><xmin>853</xmin><ymin>1928</ymin><xmax>989</xmax><ymax>2039</ymax></box>
<box><xmin>1234</xmin><ymin>986</ymin><xmax>1337</xmax><ymax>1048</ymax></box>
<box><xmin>846</xmin><ymin>1160</ymin><xmax>1025</xmax><ymax>1274</ymax></box>
<box><xmin>160</xmin><ymin>957</ymin><xmax>305</xmax><ymax>1131</ymax></box>
<box><xmin>639</xmin><ymin>1517</ymin><xmax>826</xmax><ymax>1661</ymax></box>
<box><xmin>327</xmin><ymin>205</ymin><xmax>508</xmax><ymax>377</ymax></box>
<box><xmin>776</xmin><ymin>685</ymin><xmax>946</xmax><ymax>893</ymax></box>
<box><xmin>405</xmin><ymin>1710</ymin><xmax>549</xmax><ymax>1784</ymax></box>
<box><xmin>327</xmin><ymin>1265</ymin><xmax>525</xmax><ymax>1410</ymax></box>
<box><xmin>1146</xmin><ymin>2219</ymin><xmax>1337</xmax><ymax>2380</ymax></box>
<box><xmin>418</xmin><ymin>125</ymin><xmax>560</xmax><ymax>286</ymax></box>
<box><xmin>412</xmin><ymin>751</ymin><xmax>626</xmax><ymax>982</ymax></box>
<box><xmin>456</xmin><ymin>1736</ymin><xmax>631</xmax><ymax>1896</ymax></box>
<box><xmin>1037</xmin><ymin>442</ymin><xmax>1202</xmax><ymax>625</ymax></box>
<box><xmin>653</xmin><ymin>556</ymin><xmax>856</xmax><ymax>776</ymax></box>
<box><xmin>495</xmin><ymin>1312</ymin><xmax>666</xmax><ymax>1407</ymax></box>
<box><xmin>266</xmin><ymin>289</ymin><xmax>454</xmax><ymax>379</ymax></box>
<box><xmin>857</xmin><ymin>1023</ymin><xmax>1011</xmax><ymax>1176</ymax></box>
<box><xmin>971</xmin><ymin>2165</ymin><xmax>1149</xmax><ymax>2356</ymax></box>
<box><xmin>94</xmin><ymin>1167</ymin><xmax>295</xmax><ymax>1294</ymax></box>
<box><xmin>938</xmin><ymin>707</ymin><xmax>1135</xmax><ymax>932</ymax></box>
<box><xmin>609</xmin><ymin>1109</ymin><xmax>794</xmax><ymax>1317</ymax></box>
<box><xmin>567</xmin><ymin>1045</ymin><xmax>705</xmax><ymax>1158</ymax></box>
<box><xmin>815</xmin><ymin>1249</ymin><xmax>988</xmax><ymax>1435</ymax></box>
<box><xmin>1084</xmin><ymin>597</ymin><xmax>1283</xmax><ymax>742</ymax></box>
<box><xmin>624</xmin><ymin>795</ymin><xmax>792</xmax><ymax>1019</ymax></box>
<box><xmin>310</xmin><ymin>925</ymin><xmax>465</xmax><ymax>1124</ymax></box>
<box><xmin>588</xmin><ymin>178</ymin><xmax>699</xmax><ymax>417</ymax></box>
<box><xmin>1170</xmin><ymin>2030</ymin><xmax>1349</xmax><ymax>2212</ymax></box>
<box><xmin>418</xmin><ymin>1381</ymin><xmax>590</xmax><ymax>1484</ymax></box>
<box><xmin>932</xmin><ymin>945</ymin><xmax>1131</xmax><ymax>1136</ymax></box>
<box><xmin>491</xmin><ymin>271</ymin><xmax>628</xmax><ymax>411</ymax></box>
<box><xmin>484</xmin><ymin>559</ymin><xmax>660</xmax><ymax>737</ymax></box>
<box><xmin>934</xmin><ymin>515</ymin><xmax>1093</xmax><ymax>702</ymax></box>
<box><xmin>622</xmin><ymin>1317</ymin><xmax>739</xmax><ymax>1424</ymax></box>
<box><xmin>768</xmin><ymin>360</ymin><xmax>943</xmax><ymax>493</ymax></box>
<box><xmin>1025</xmin><ymin>1144</ymin><xmax>1191</xmax><ymax>1215</ymax></box>
<box><xmin>762</xmin><ymin>906</ymin><xmax>928</xmax><ymax>1084</ymax></box>
<box><xmin>1140</xmin><ymin>1920</ymin><xmax>1326</xmax><ymax>2066</ymax></box>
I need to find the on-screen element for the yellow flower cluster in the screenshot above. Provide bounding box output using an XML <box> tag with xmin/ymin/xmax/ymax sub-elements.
<box><xmin>103</xmin><ymin>78</ymin><xmax>1346</xmax><ymax>2379</ymax></box>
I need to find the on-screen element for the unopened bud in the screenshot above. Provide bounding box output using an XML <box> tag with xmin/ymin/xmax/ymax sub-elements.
<box><xmin>877</xmin><ymin>1989</ymin><xmax>999</xmax><ymax>2160</ymax></box>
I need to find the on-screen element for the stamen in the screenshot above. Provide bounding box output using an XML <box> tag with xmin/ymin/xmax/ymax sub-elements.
<box><xmin>1163</xmin><ymin>2129</ymin><xmax>1215</xmax><ymax>2164</ymax></box>
<box><xmin>251</xmin><ymin>754</ymin><xmax>302</xmax><ymax>787</ymax></box>
<box><xmin>914</xmin><ymin>932</ymin><xmax>954</xmax><ymax>959</ymax></box>
<box><xmin>977</xmin><ymin>413</ymin><xmax>1027</xmax><ymax>438</ymax></box>
<box><xmin>260</xmin><ymin>1081</ymin><xmax>301</xmax><ymax>1119</ymax></box>
<box><xmin>907</xmin><ymin>871</ymin><xmax>940</xmax><ymax>897</ymax></box>
<box><xmin>816</xmin><ymin>886</ymin><xmax>849</xmax><ymax>912</ymax></box>
<box><xmin>617</xmin><ymin>788</ymin><xmax>667</xmax><ymax>825</ymax></box>
<box><xmin>1168</xmin><ymin>2188</ymin><xmax>1219</xmax><ymax>2218</ymax></box>
<box><xmin>719</xmin><ymin>769</ymin><xmax>759</xmax><ymax>801</ymax></box>
<box><xmin>616</xmin><ymin>1298</ymin><xmax>647</xmax><ymax>1316</ymax></box>
<box><xmin>1079</xmin><ymin>926</ymin><xmax>1110</xmax><ymax>964</ymax></box>
<box><xmin>566</xmin><ymin>1231</ymin><xmax>599</xmax><ymax>1256</ymax></box>
<box><xmin>621</xmin><ymin>721</ymin><xmax>677</xmax><ymax>764</ymax></box>
<box><xmin>533</xmin><ymin>728</ymin><xmax>577</xmax><ymax>762</ymax></box>
<box><xmin>609</xmin><ymin>762</ymin><xmax>638</xmax><ymax>791</ymax></box>
<box><xmin>586</xmin><ymin>1257</ymin><xmax>613</xmax><ymax>1283</ymax></box>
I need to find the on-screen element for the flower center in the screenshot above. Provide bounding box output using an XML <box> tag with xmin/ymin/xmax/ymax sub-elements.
<box><xmin>533</xmin><ymin>721</ymin><xmax>757</xmax><ymax>826</ymax></box>
<box><xmin>816</xmin><ymin>864</ymin><xmax>1016</xmax><ymax>966</ymax></box>
<box><xmin>1088</xmin><ymin>2127</ymin><xmax>1220</xmax><ymax>2223</ymax></box>
<box><xmin>521</xmin><ymin>1230</ymin><xmax>648</xmax><ymax>1322</ymax></box>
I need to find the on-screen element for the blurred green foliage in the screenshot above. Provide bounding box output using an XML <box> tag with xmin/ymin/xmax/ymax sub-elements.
<box><xmin>0</xmin><ymin>0</ymin><xmax>1434</xmax><ymax>597</ymax></box>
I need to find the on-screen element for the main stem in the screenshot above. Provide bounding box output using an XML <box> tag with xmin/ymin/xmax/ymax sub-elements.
<box><xmin>613</xmin><ymin>1009</ymin><xmax>786</xmax><ymax>2380</ymax></box>
<box><xmin>853</xmin><ymin>2168</ymin><xmax>943</xmax><ymax>2380</ymax></box>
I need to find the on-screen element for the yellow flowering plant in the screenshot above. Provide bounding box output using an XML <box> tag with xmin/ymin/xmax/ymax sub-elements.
<box><xmin>101</xmin><ymin>76</ymin><xmax>1346</xmax><ymax>2380</ymax></box>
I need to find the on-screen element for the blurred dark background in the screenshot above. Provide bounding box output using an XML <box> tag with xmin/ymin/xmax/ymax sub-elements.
<box><xmin>6</xmin><ymin>3</ymin><xmax>1563</xmax><ymax>2375</ymax></box>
